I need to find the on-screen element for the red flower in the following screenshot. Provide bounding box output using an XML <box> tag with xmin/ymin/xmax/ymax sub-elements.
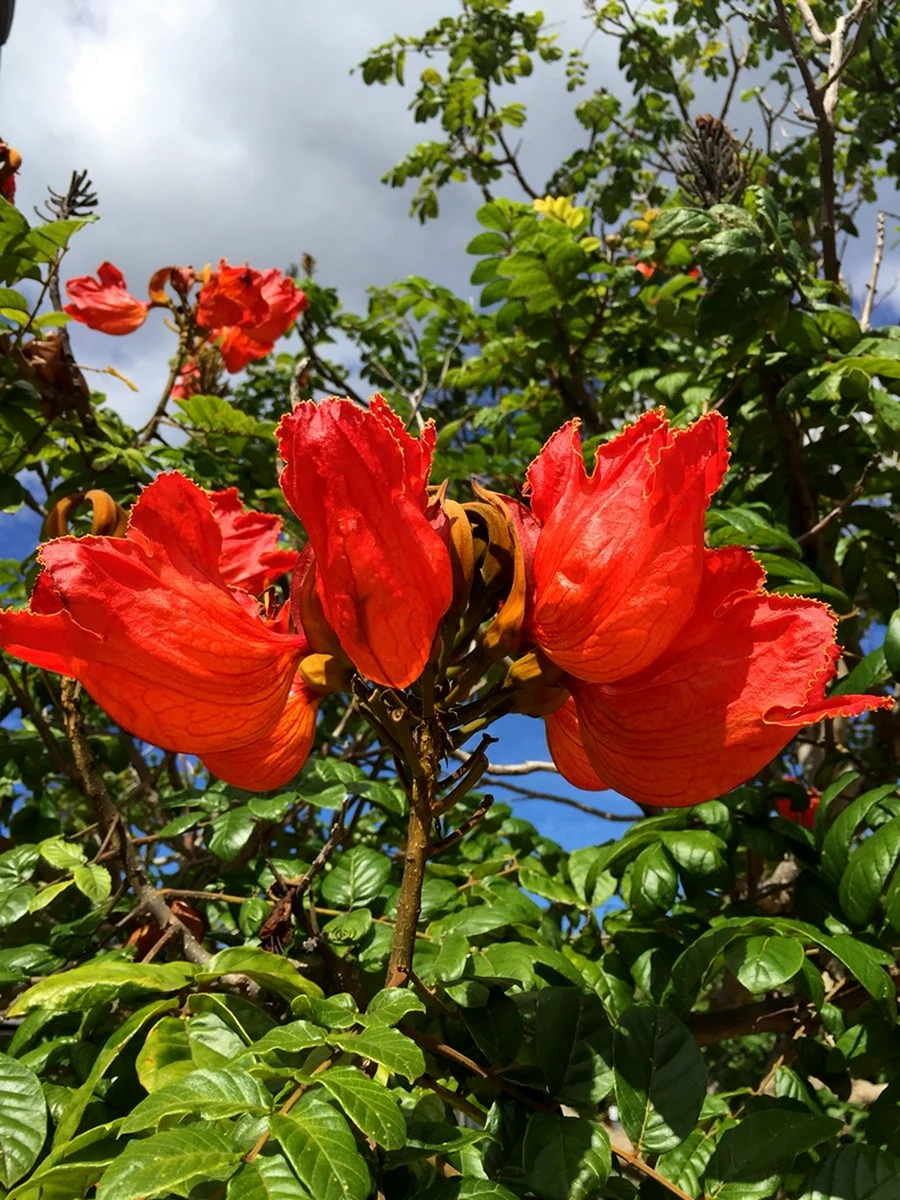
<box><xmin>773</xmin><ymin>778</ymin><xmax>820</xmax><ymax>830</ymax></box>
<box><xmin>775</xmin><ymin>795</ymin><xmax>819</xmax><ymax>830</ymax></box>
<box><xmin>171</xmin><ymin>360</ymin><xmax>201</xmax><ymax>401</ymax></box>
<box><xmin>0</xmin><ymin>139</ymin><xmax>21</xmax><ymax>204</ymax></box>
<box><xmin>520</xmin><ymin>412</ymin><xmax>892</xmax><ymax>807</ymax></box>
<box><xmin>210</xmin><ymin>487</ymin><xmax>299</xmax><ymax>597</ymax></box>
<box><xmin>64</xmin><ymin>262</ymin><xmax>150</xmax><ymax>336</ymax></box>
<box><xmin>527</xmin><ymin>410</ymin><xmax>729</xmax><ymax>683</ymax></box>
<box><xmin>197</xmin><ymin>261</ymin><xmax>307</xmax><ymax>372</ymax></box>
<box><xmin>635</xmin><ymin>261</ymin><xmax>656</xmax><ymax>280</ymax></box>
<box><xmin>0</xmin><ymin>473</ymin><xmax>316</xmax><ymax>791</ymax></box>
<box><xmin>277</xmin><ymin>395</ymin><xmax>453</xmax><ymax>688</ymax></box>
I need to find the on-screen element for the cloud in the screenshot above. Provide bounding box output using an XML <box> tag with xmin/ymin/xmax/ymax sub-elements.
<box><xmin>0</xmin><ymin>0</ymin><xmax>896</xmax><ymax>424</ymax></box>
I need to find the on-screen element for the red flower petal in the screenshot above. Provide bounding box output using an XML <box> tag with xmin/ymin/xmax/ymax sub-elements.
<box><xmin>544</xmin><ymin>697</ymin><xmax>609</xmax><ymax>792</ymax></box>
<box><xmin>248</xmin><ymin>269</ymin><xmax>308</xmax><ymax>343</ymax></box>
<box><xmin>201</xmin><ymin>680</ymin><xmax>319</xmax><ymax>790</ymax></box>
<box><xmin>527</xmin><ymin>410</ymin><xmax>729</xmax><ymax>683</ymax></box>
<box><xmin>216</xmin><ymin>327</ymin><xmax>273</xmax><ymax>372</ymax></box>
<box><xmin>0</xmin><ymin>473</ymin><xmax>308</xmax><ymax>757</ymax></box>
<box><xmin>209</xmin><ymin>488</ymin><xmax>299</xmax><ymax>597</ymax></box>
<box><xmin>197</xmin><ymin>260</ymin><xmax>270</xmax><ymax>329</ymax></box>
<box><xmin>277</xmin><ymin>396</ymin><xmax>453</xmax><ymax>688</ymax></box>
<box><xmin>571</xmin><ymin>547</ymin><xmax>892</xmax><ymax>806</ymax></box>
<box><xmin>64</xmin><ymin>261</ymin><xmax>150</xmax><ymax>335</ymax></box>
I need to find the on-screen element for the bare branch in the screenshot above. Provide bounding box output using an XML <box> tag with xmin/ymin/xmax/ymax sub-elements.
<box><xmin>860</xmin><ymin>210</ymin><xmax>887</xmax><ymax>331</ymax></box>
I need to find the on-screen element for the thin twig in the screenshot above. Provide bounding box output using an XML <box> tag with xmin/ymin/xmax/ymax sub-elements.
<box><xmin>859</xmin><ymin>210</ymin><xmax>886</xmax><ymax>331</ymax></box>
<box><xmin>58</xmin><ymin>679</ymin><xmax>211</xmax><ymax>964</ymax></box>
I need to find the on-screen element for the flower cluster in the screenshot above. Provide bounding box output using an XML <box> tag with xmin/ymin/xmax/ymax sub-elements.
<box><xmin>0</xmin><ymin>397</ymin><xmax>890</xmax><ymax>803</ymax></box>
<box><xmin>63</xmin><ymin>258</ymin><xmax>307</xmax><ymax>373</ymax></box>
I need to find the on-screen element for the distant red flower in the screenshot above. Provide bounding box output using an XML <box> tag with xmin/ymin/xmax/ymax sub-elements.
<box><xmin>635</xmin><ymin>261</ymin><xmax>656</xmax><ymax>280</ymax></box>
<box><xmin>773</xmin><ymin>779</ymin><xmax>820</xmax><ymax>830</ymax></box>
<box><xmin>64</xmin><ymin>262</ymin><xmax>150</xmax><ymax>336</ymax></box>
<box><xmin>0</xmin><ymin>139</ymin><xmax>21</xmax><ymax>203</ymax></box>
<box><xmin>277</xmin><ymin>395</ymin><xmax>453</xmax><ymax>688</ymax></box>
<box><xmin>171</xmin><ymin>360</ymin><xmax>201</xmax><ymax>401</ymax></box>
<box><xmin>0</xmin><ymin>474</ymin><xmax>317</xmax><ymax>790</ymax></box>
<box><xmin>519</xmin><ymin>411</ymin><xmax>892</xmax><ymax>807</ymax></box>
<box><xmin>210</xmin><ymin>487</ymin><xmax>299</xmax><ymax>597</ymax></box>
<box><xmin>197</xmin><ymin>261</ymin><xmax>307</xmax><ymax>372</ymax></box>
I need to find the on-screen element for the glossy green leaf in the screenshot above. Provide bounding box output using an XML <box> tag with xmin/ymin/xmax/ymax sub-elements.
<box><xmin>270</xmin><ymin>1095</ymin><xmax>371</xmax><ymax>1200</ymax></box>
<box><xmin>613</xmin><ymin>1004</ymin><xmax>706</xmax><ymax>1154</ymax></box>
<box><xmin>535</xmin><ymin>987</ymin><xmax>614</xmax><ymax>1107</ymax></box>
<box><xmin>121</xmin><ymin>1068</ymin><xmax>272</xmax><ymax>1134</ymax></box>
<box><xmin>321</xmin><ymin>847</ymin><xmax>392</xmax><ymax>908</ymax></box>
<box><xmin>522</xmin><ymin>1113</ymin><xmax>610</xmax><ymax>1200</ymax></box>
<box><xmin>705</xmin><ymin>1111</ymin><xmax>842</xmax><ymax>1200</ymax></box>
<box><xmin>0</xmin><ymin>1053</ymin><xmax>46</xmax><ymax>1188</ymax></box>
<box><xmin>318</xmin><ymin>1065</ymin><xmax>406</xmax><ymax>1148</ymax></box>
<box><xmin>728</xmin><ymin>935</ymin><xmax>805</xmax><ymax>993</ymax></box>
<box><xmin>331</xmin><ymin>1024</ymin><xmax>425</xmax><ymax>1082</ymax></box>
<box><xmin>96</xmin><ymin>1127</ymin><xmax>241</xmax><ymax>1199</ymax></box>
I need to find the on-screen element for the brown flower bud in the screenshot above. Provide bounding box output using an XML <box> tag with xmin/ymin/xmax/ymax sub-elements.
<box><xmin>44</xmin><ymin>490</ymin><xmax>129</xmax><ymax>540</ymax></box>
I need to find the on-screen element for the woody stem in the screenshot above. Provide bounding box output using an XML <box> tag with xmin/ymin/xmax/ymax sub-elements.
<box><xmin>385</xmin><ymin>722</ymin><xmax>437</xmax><ymax>989</ymax></box>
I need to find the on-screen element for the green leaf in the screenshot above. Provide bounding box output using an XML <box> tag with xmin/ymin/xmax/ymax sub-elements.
<box><xmin>462</xmin><ymin>992</ymin><xmax>523</xmax><ymax>1065</ymax></box>
<box><xmin>8</xmin><ymin>960</ymin><xmax>196</xmax><ymax>1016</ymax></box>
<box><xmin>705</xmin><ymin>1111</ymin><xmax>842</xmax><ymax>1200</ymax></box>
<box><xmin>28</xmin><ymin>879</ymin><xmax>73</xmax><ymax>911</ymax></box>
<box><xmin>72</xmin><ymin>864</ymin><xmax>112</xmax><ymax>903</ymax></box>
<box><xmin>291</xmin><ymin>993</ymin><xmax>359</xmax><ymax>1029</ymax></box>
<box><xmin>522</xmin><ymin>1113</ymin><xmax>611</xmax><ymax>1200</ymax></box>
<box><xmin>198</xmin><ymin>947</ymin><xmax>323</xmax><ymax>1000</ymax></box>
<box><xmin>535</xmin><ymin>987</ymin><xmax>613</xmax><ymax>1106</ymax></box>
<box><xmin>728</xmin><ymin>935</ymin><xmax>805</xmax><ymax>993</ymax></box>
<box><xmin>467</xmin><ymin>231</ymin><xmax>507</xmax><ymax>255</ymax></box>
<box><xmin>884</xmin><ymin>609</ymin><xmax>900</xmax><ymax>681</ymax></box>
<box><xmin>53</xmin><ymin>999</ymin><xmax>175</xmax><ymax>1146</ymax></box>
<box><xmin>365</xmin><ymin>987</ymin><xmax>426</xmax><ymax>1026</ymax></box>
<box><xmin>96</xmin><ymin>1127</ymin><xmax>242</xmax><ymax>1199</ymax></box>
<box><xmin>331</xmin><ymin>1025</ymin><xmax>425</xmax><ymax>1082</ymax></box>
<box><xmin>0</xmin><ymin>1053</ymin><xmax>47</xmax><ymax>1188</ymax></box>
<box><xmin>176</xmin><ymin>393</ymin><xmax>272</xmax><ymax>437</ymax></box>
<box><xmin>270</xmin><ymin>1095</ymin><xmax>371</xmax><ymax>1200</ymax></box>
<box><xmin>630</xmin><ymin>843</ymin><xmax>678</xmax><ymax>917</ymax></box>
<box><xmin>246</xmin><ymin>1020</ymin><xmax>327</xmax><ymax>1057</ymax></box>
<box><xmin>0</xmin><ymin>883</ymin><xmax>35</xmax><ymax>926</ymax></box>
<box><xmin>227</xmin><ymin>1154</ymin><xmax>313</xmax><ymax>1199</ymax></box>
<box><xmin>839</xmin><ymin>814</ymin><xmax>900</xmax><ymax>925</ymax></box>
<box><xmin>136</xmin><ymin>1016</ymin><xmax>196</xmax><ymax>1091</ymax></box>
<box><xmin>38</xmin><ymin>836</ymin><xmax>87</xmax><ymax>870</ymax></box>
<box><xmin>121</xmin><ymin>1068</ymin><xmax>272</xmax><ymax>1134</ymax></box>
<box><xmin>657</xmin><ymin>1129</ymin><xmax>717</xmax><ymax>1199</ymax></box>
<box><xmin>207</xmin><ymin>806</ymin><xmax>256</xmax><ymax>861</ymax></box>
<box><xmin>797</xmin><ymin>1144</ymin><xmax>900</xmax><ymax>1199</ymax></box>
<box><xmin>613</xmin><ymin>1004</ymin><xmax>706</xmax><ymax>1154</ymax></box>
<box><xmin>318</xmin><ymin>1065</ymin><xmax>406</xmax><ymax>1149</ymax></box>
<box><xmin>820</xmin><ymin>786</ymin><xmax>897</xmax><ymax>886</ymax></box>
<box><xmin>321</xmin><ymin>847</ymin><xmax>392</xmax><ymax>908</ymax></box>
<box><xmin>323</xmin><ymin>908</ymin><xmax>373</xmax><ymax>943</ymax></box>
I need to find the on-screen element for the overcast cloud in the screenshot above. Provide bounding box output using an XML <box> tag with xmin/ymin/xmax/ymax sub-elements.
<box><xmin>1</xmin><ymin>0</ymin><xmax>896</xmax><ymax>424</ymax></box>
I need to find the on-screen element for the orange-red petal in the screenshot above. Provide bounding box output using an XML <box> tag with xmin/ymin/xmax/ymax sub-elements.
<box><xmin>201</xmin><ymin>681</ymin><xmax>319</xmax><ymax>790</ymax></box>
<box><xmin>64</xmin><ymin>261</ymin><xmax>150</xmax><ymax>336</ymax></box>
<box><xmin>0</xmin><ymin>473</ymin><xmax>307</xmax><ymax>757</ymax></box>
<box><xmin>544</xmin><ymin>697</ymin><xmax>609</xmax><ymax>792</ymax></box>
<box><xmin>277</xmin><ymin>396</ymin><xmax>453</xmax><ymax>688</ymax></box>
<box><xmin>571</xmin><ymin>547</ymin><xmax>892</xmax><ymax>806</ymax></box>
<box><xmin>527</xmin><ymin>410</ymin><xmax>729</xmax><ymax>683</ymax></box>
<box><xmin>209</xmin><ymin>488</ymin><xmax>299</xmax><ymax>596</ymax></box>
